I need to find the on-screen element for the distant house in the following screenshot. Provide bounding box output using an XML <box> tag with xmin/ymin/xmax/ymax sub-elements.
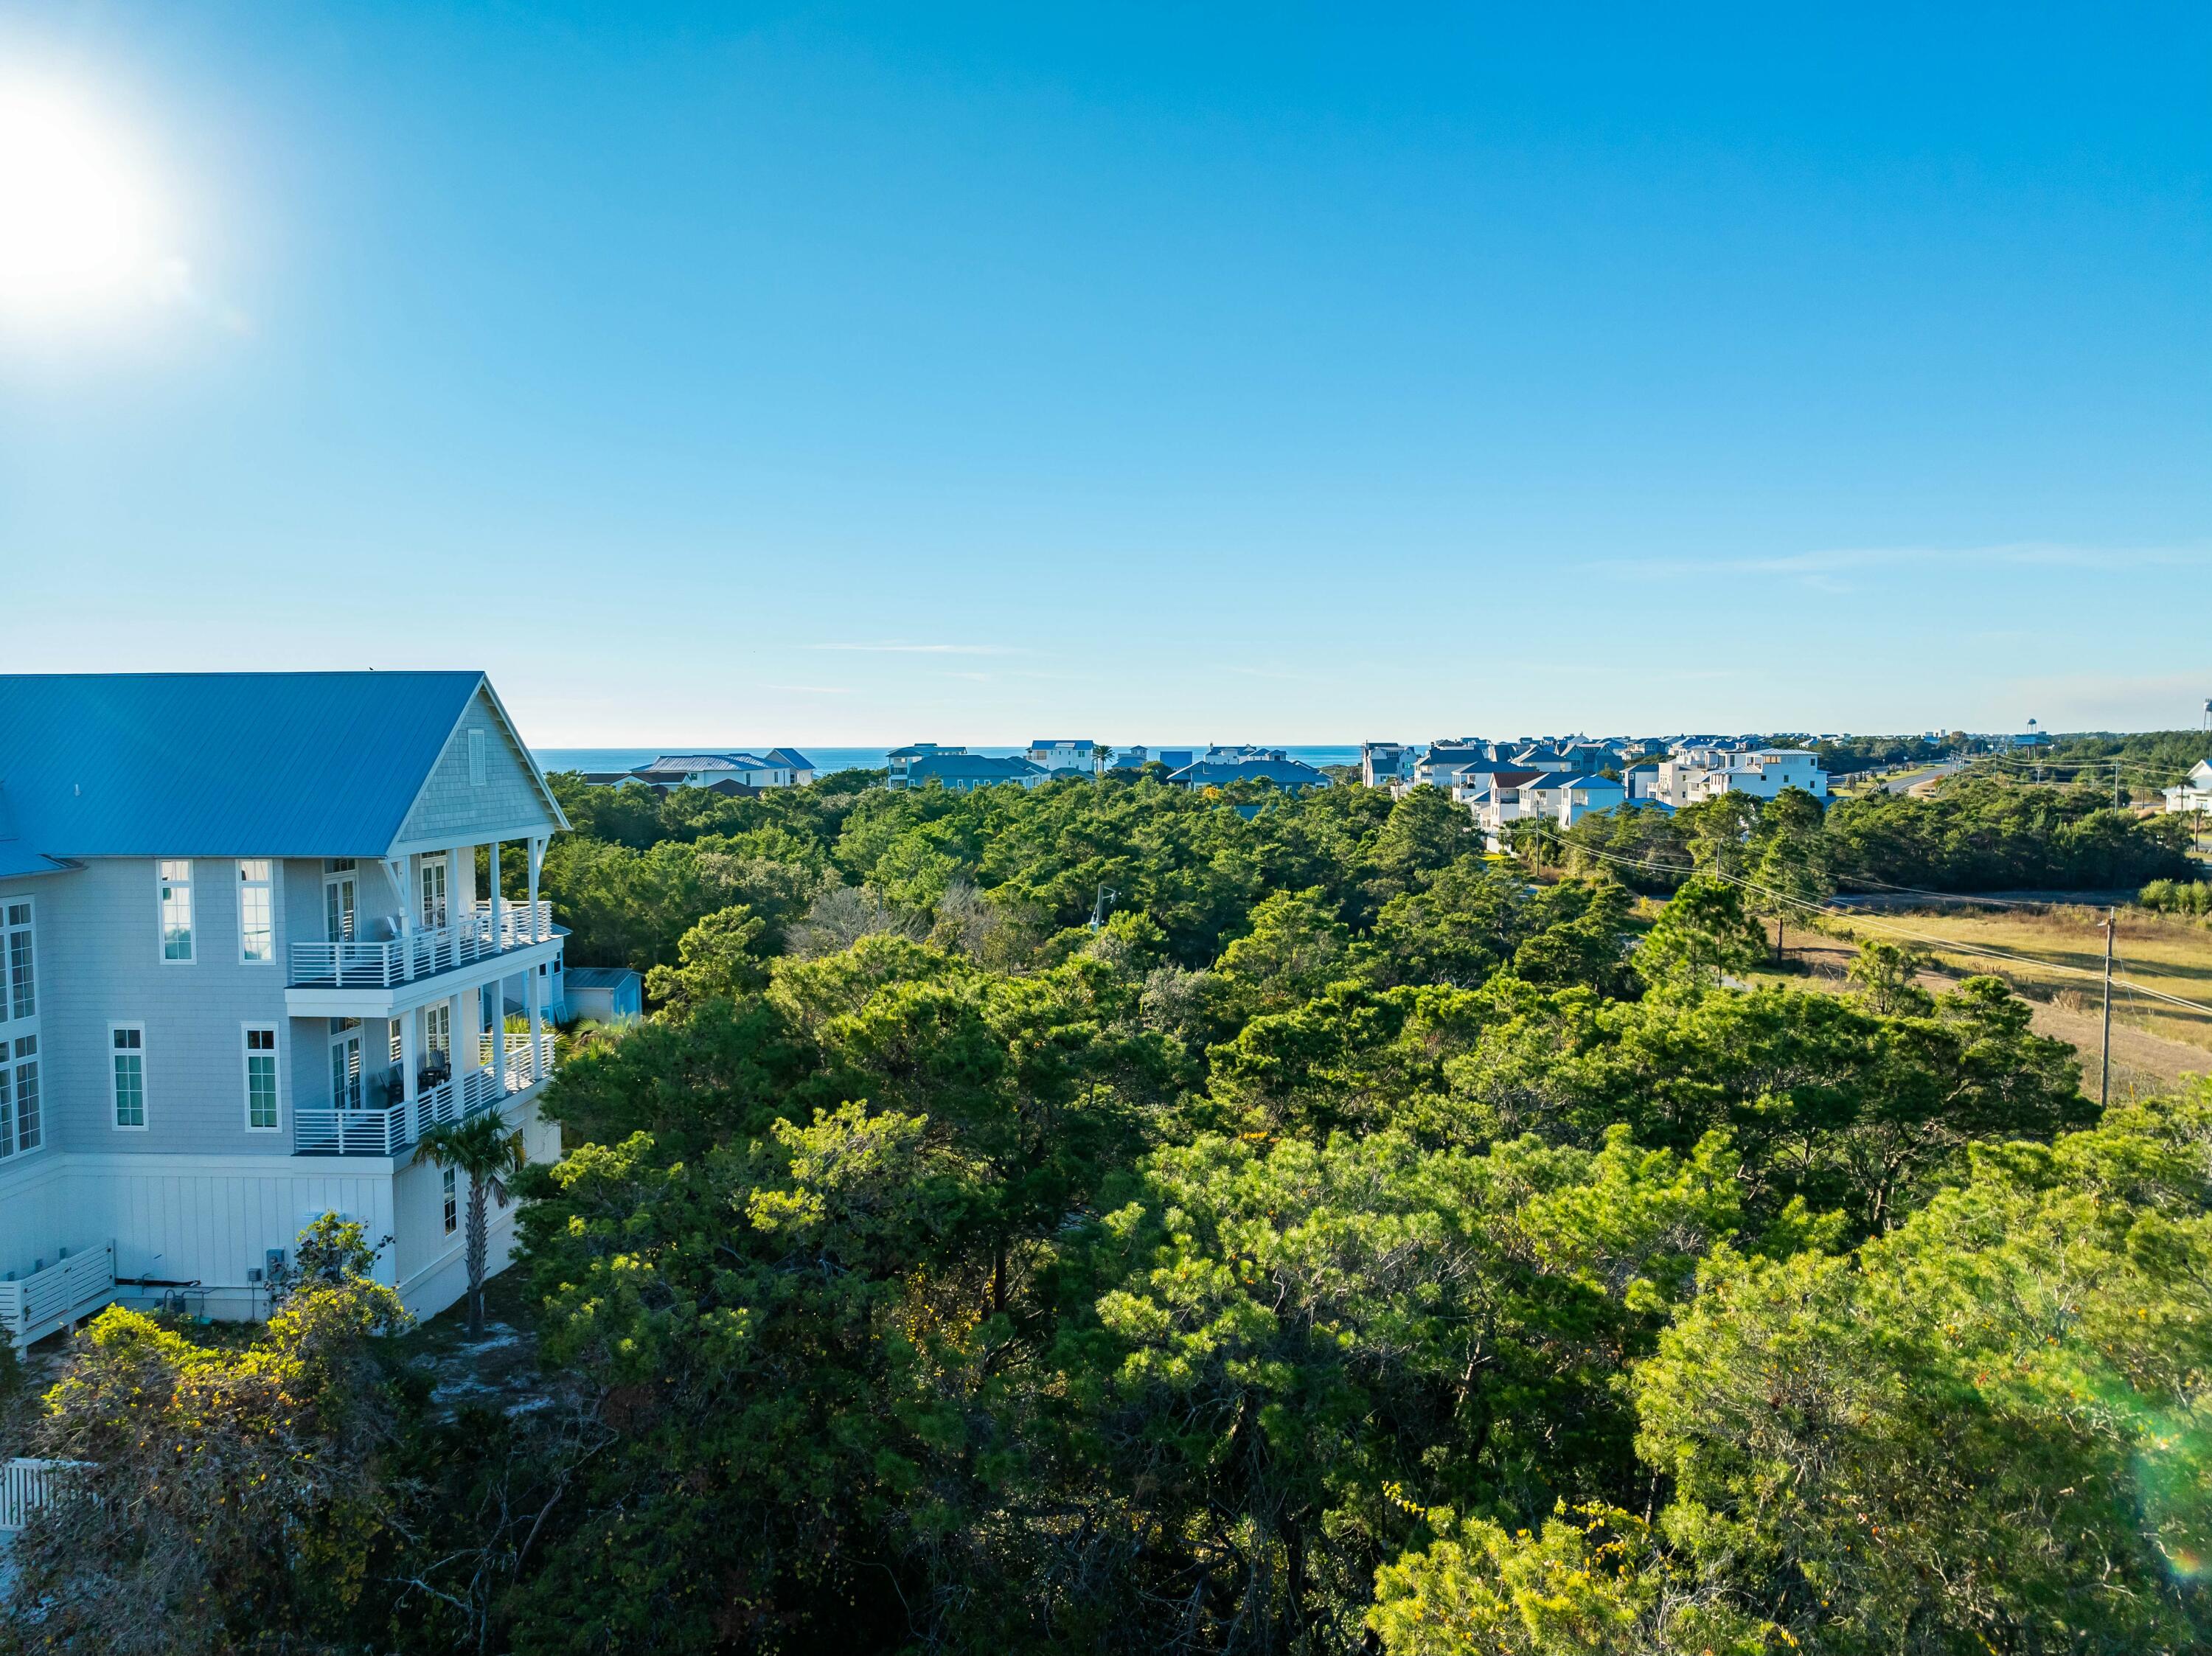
<box><xmin>1655</xmin><ymin>745</ymin><xmax>1829</xmax><ymax>807</ymax></box>
<box><xmin>1361</xmin><ymin>742</ymin><xmax>1414</xmax><ymax>789</ymax></box>
<box><xmin>562</xmin><ymin>966</ymin><xmax>642</xmax><ymax>1025</ymax></box>
<box><xmin>1624</xmin><ymin>763</ymin><xmax>1663</xmax><ymax>801</ymax></box>
<box><xmin>886</xmin><ymin>748</ymin><xmax>1048</xmax><ymax>792</ymax></box>
<box><xmin>1559</xmin><ymin>775</ymin><xmax>1627</xmax><ymax>824</ymax></box>
<box><xmin>1156</xmin><ymin>750</ymin><xmax>1194</xmax><ymax>772</ymax></box>
<box><xmin>614</xmin><ymin>750</ymin><xmax>815</xmax><ymax>790</ymax></box>
<box><xmin>2163</xmin><ymin>760</ymin><xmax>2212</xmax><ymax>814</ymax></box>
<box><xmin>1167</xmin><ymin>748</ymin><xmax>1329</xmax><ymax>792</ymax></box>
<box><xmin>1412</xmin><ymin>740</ymin><xmax>1502</xmax><ymax>790</ymax></box>
<box><xmin>1026</xmin><ymin>739</ymin><xmax>1102</xmax><ymax>778</ymax></box>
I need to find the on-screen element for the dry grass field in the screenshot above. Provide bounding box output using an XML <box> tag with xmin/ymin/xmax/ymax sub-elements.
<box><xmin>1753</xmin><ymin>902</ymin><xmax>2212</xmax><ymax>1095</ymax></box>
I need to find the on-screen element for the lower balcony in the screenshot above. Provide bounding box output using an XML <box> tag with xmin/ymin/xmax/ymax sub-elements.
<box><xmin>293</xmin><ymin>1033</ymin><xmax>556</xmax><ymax>1157</ymax></box>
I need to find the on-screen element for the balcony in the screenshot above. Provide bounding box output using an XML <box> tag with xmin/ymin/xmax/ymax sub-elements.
<box><xmin>288</xmin><ymin>900</ymin><xmax>557</xmax><ymax>990</ymax></box>
<box><xmin>292</xmin><ymin>1032</ymin><xmax>555</xmax><ymax>1157</ymax></box>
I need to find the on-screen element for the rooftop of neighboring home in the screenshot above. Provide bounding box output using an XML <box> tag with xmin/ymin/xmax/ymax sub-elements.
<box><xmin>0</xmin><ymin>669</ymin><xmax>566</xmax><ymax>864</ymax></box>
<box><xmin>888</xmin><ymin>742</ymin><xmax>961</xmax><ymax>760</ymax></box>
<box><xmin>905</xmin><ymin>752</ymin><xmax>1046</xmax><ymax>780</ymax></box>
<box><xmin>564</xmin><ymin>965</ymin><xmax>640</xmax><ymax>990</ymax></box>
<box><xmin>1169</xmin><ymin>753</ymin><xmax>1329</xmax><ymax>789</ymax></box>
<box><xmin>628</xmin><ymin>748</ymin><xmax>812</xmax><ymax>779</ymax></box>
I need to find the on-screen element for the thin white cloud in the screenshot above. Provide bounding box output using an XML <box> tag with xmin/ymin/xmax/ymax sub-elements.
<box><xmin>1591</xmin><ymin>542</ymin><xmax>2208</xmax><ymax>582</ymax></box>
<box><xmin>808</xmin><ymin>642</ymin><xmax>1021</xmax><ymax>655</ymax></box>
<box><xmin>765</xmin><ymin>683</ymin><xmax>857</xmax><ymax>695</ymax></box>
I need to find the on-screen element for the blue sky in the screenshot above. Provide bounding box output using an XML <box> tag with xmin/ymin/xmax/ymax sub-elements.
<box><xmin>1</xmin><ymin>3</ymin><xmax>2206</xmax><ymax>744</ymax></box>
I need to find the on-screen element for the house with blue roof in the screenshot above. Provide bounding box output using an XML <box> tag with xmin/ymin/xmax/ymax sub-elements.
<box><xmin>612</xmin><ymin>748</ymin><xmax>816</xmax><ymax>792</ymax></box>
<box><xmin>0</xmin><ymin>671</ymin><xmax>571</xmax><ymax>1346</ymax></box>
<box><xmin>1166</xmin><ymin>748</ymin><xmax>1330</xmax><ymax>793</ymax></box>
<box><xmin>884</xmin><ymin>746</ymin><xmax>1048</xmax><ymax>792</ymax></box>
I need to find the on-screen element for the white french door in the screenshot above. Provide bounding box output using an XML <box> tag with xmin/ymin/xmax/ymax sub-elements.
<box><xmin>324</xmin><ymin>874</ymin><xmax>358</xmax><ymax>942</ymax></box>
<box><xmin>330</xmin><ymin>1028</ymin><xmax>362</xmax><ymax>1111</ymax></box>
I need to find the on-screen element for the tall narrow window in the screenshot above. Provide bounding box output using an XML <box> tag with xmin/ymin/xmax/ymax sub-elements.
<box><xmin>0</xmin><ymin>1043</ymin><xmax>13</xmax><ymax>1159</ymax></box>
<box><xmin>111</xmin><ymin>1026</ymin><xmax>146</xmax><ymax>1128</ymax></box>
<box><xmin>159</xmin><ymin>860</ymin><xmax>194</xmax><ymax>962</ymax></box>
<box><xmin>243</xmin><ymin>1026</ymin><xmax>279</xmax><ymax>1130</ymax></box>
<box><xmin>4</xmin><ymin>901</ymin><xmax>32</xmax><ymax>1020</ymax></box>
<box><xmin>238</xmin><ymin>860</ymin><xmax>275</xmax><ymax>963</ymax></box>
<box><xmin>467</xmin><ymin>728</ymin><xmax>487</xmax><ymax>785</ymax></box>
<box><xmin>420</xmin><ymin>860</ymin><xmax>448</xmax><ymax>929</ymax></box>
<box><xmin>13</xmin><ymin>1037</ymin><xmax>38</xmax><ymax>1152</ymax></box>
<box><xmin>442</xmin><ymin>1167</ymin><xmax>459</xmax><ymax>1235</ymax></box>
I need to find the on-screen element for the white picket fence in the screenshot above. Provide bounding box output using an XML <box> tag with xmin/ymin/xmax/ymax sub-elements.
<box><xmin>0</xmin><ymin>1460</ymin><xmax>67</xmax><ymax>1534</ymax></box>
<box><xmin>0</xmin><ymin>1245</ymin><xmax>117</xmax><ymax>1354</ymax></box>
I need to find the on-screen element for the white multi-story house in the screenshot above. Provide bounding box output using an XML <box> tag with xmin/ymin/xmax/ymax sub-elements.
<box><xmin>1656</xmin><ymin>745</ymin><xmax>1829</xmax><ymax>807</ymax></box>
<box><xmin>1026</xmin><ymin>740</ymin><xmax>1101</xmax><ymax>777</ymax></box>
<box><xmin>1360</xmin><ymin>742</ymin><xmax>1413</xmax><ymax>789</ymax></box>
<box><xmin>0</xmin><ymin>672</ymin><xmax>569</xmax><ymax>1349</ymax></box>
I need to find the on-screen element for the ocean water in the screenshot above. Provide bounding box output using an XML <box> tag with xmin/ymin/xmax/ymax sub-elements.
<box><xmin>538</xmin><ymin>745</ymin><xmax>1363</xmax><ymax>775</ymax></box>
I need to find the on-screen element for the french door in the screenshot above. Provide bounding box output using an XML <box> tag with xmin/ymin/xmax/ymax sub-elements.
<box><xmin>324</xmin><ymin>874</ymin><xmax>358</xmax><ymax>942</ymax></box>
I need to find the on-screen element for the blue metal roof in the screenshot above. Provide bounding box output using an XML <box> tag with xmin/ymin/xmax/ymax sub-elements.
<box><xmin>908</xmin><ymin>754</ymin><xmax>1045</xmax><ymax>780</ymax></box>
<box><xmin>563</xmin><ymin>966</ymin><xmax>640</xmax><ymax>989</ymax></box>
<box><xmin>0</xmin><ymin>672</ymin><xmax>496</xmax><ymax>858</ymax></box>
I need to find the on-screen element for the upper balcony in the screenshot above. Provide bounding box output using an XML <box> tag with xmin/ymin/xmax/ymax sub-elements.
<box><xmin>289</xmin><ymin>900</ymin><xmax>555</xmax><ymax>988</ymax></box>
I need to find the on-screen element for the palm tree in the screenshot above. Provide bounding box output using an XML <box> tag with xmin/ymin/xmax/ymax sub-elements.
<box><xmin>412</xmin><ymin>1113</ymin><xmax>526</xmax><ymax>1337</ymax></box>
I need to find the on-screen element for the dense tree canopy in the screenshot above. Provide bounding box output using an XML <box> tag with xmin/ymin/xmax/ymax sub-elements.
<box><xmin>10</xmin><ymin>766</ymin><xmax>2208</xmax><ymax>1656</ymax></box>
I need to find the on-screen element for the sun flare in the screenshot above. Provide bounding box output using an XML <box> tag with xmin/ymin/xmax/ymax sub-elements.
<box><xmin>0</xmin><ymin>77</ymin><xmax>173</xmax><ymax>321</ymax></box>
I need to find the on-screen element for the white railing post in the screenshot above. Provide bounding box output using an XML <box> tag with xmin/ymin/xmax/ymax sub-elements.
<box><xmin>527</xmin><ymin>836</ymin><xmax>545</xmax><ymax>944</ymax></box>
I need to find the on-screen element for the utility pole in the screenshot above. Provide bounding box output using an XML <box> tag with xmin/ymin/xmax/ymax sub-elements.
<box><xmin>2114</xmin><ymin>759</ymin><xmax>2122</xmax><ymax>810</ymax></box>
<box><xmin>2101</xmin><ymin>906</ymin><xmax>2115</xmax><ymax>1108</ymax></box>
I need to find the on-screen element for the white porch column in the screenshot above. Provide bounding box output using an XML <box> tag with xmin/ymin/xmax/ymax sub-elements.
<box><xmin>447</xmin><ymin>846</ymin><xmax>467</xmax><ymax>948</ymax></box>
<box><xmin>524</xmin><ymin>958</ymin><xmax>543</xmax><ymax>1086</ymax></box>
<box><xmin>489</xmin><ymin>840</ymin><xmax>503</xmax><ymax>950</ymax></box>
<box><xmin>452</xmin><ymin>989</ymin><xmax>477</xmax><ymax>1080</ymax></box>
<box><xmin>399</xmin><ymin>1010</ymin><xmax>418</xmax><ymax>1133</ymax></box>
<box><xmin>526</xmin><ymin>835</ymin><xmax>545</xmax><ymax>943</ymax></box>
<box><xmin>386</xmin><ymin>857</ymin><xmax>414</xmax><ymax>980</ymax></box>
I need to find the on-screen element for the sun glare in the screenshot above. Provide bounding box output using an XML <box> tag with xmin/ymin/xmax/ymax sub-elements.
<box><xmin>0</xmin><ymin>77</ymin><xmax>173</xmax><ymax>323</ymax></box>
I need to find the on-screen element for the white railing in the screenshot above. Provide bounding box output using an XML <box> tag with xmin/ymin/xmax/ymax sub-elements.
<box><xmin>0</xmin><ymin>1245</ymin><xmax>116</xmax><ymax>1354</ymax></box>
<box><xmin>288</xmin><ymin>901</ymin><xmax>557</xmax><ymax>989</ymax></box>
<box><xmin>479</xmin><ymin>900</ymin><xmax>554</xmax><ymax>949</ymax></box>
<box><xmin>480</xmin><ymin>1031</ymin><xmax>557</xmax><ymax>1094</ymax></box>
<box><xmin>0</xmin><ymin>1459</ymin><xmax>72</xmax><ymax>1533</ymax></box>
<box><xmin>293</xmin><ymin>1046</ymin><xmax>551</xmax><ymax>1156</ymax></box>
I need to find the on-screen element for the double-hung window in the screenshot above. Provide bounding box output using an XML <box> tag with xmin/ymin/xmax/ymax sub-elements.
<box><xmin>442</xmin><ymin>1168</ymin><xmax>459</xmax><ymax>1235</ymax></box>
<box><xmin>238</xmin><ymin>860</ymin><xmax>275</xmax><ymax>963</ymax></box>
<box><xmin>0</xmin><ymin>904</ymin><xmax>41</xmax><ymax>1157</ymax></box>
<box><xmin>0</xmin><ymin>1034</ymin><xmax>35</xmax><ymax>1158</ymax></box>
<box><xmin>159</xmin><ymin>860</ymin><xmax>194</xmax><ymax>962</ymax></box>
<box><xmin>243</xmin><ymin>1026</ymin><xmax>279</xmax><ymax>1130</ymax></box>
<box><xmin>111</xmin><ymin>1025</ymin><xmax>147</xmax><ymax>1129</ymax></box>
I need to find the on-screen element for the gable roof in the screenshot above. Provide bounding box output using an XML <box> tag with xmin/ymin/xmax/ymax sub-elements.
<box><xmin>763</xmin><ymin>748</ymin><xmax>815</xmax><ymax>770</ymax></box>
<box><xmin>0</xmin><ymin>671</ymin><xmax>560</xmax><ymax>859</ymax></box>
